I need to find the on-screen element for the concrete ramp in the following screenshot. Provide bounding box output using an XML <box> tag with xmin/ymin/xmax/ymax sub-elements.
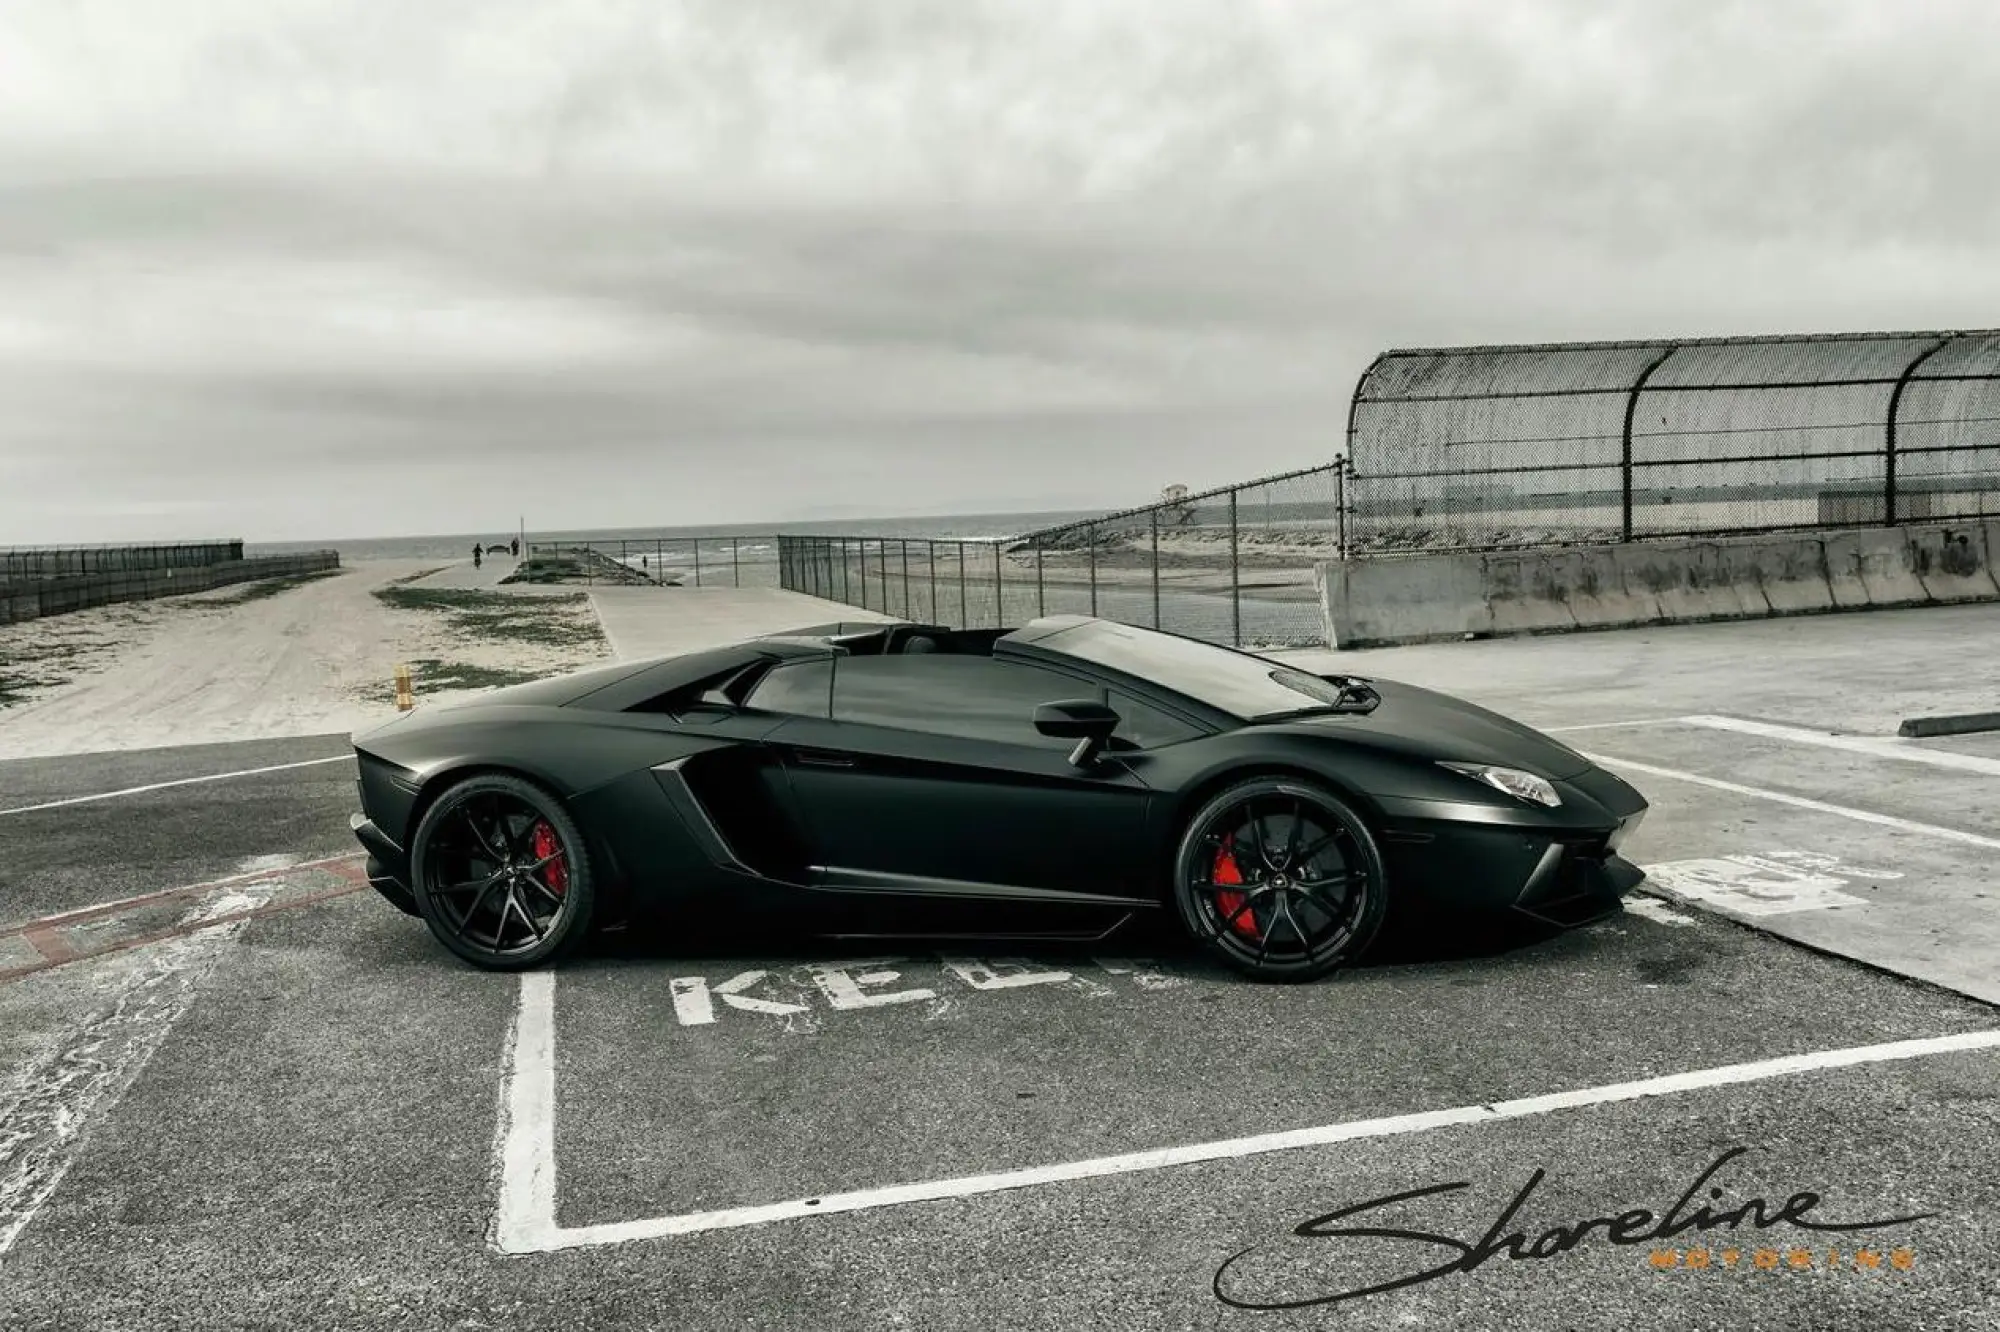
<box><xmin>586</xmin><ymin>586</ymin><xmax>899</xmax><ymax>660</ymax></box>
<box><xmin>1320</xmin><ymin>520</ymin><xmax>2000</xmax><ymax>648</ymax></box>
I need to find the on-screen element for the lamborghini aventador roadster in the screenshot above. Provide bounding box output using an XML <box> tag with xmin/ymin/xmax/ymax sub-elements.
<box><xmin>347</xmin><ymin>614</ymin><xmax>1649</xmax><ymax>982</ymax></box>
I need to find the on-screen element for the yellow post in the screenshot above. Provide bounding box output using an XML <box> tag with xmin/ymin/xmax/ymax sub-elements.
<box><xmin>394</xmin><ymin>662</ymin><xmax>414</xmax><ymax>711</ymax></box>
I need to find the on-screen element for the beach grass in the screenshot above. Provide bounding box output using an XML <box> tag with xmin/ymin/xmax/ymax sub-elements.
<box><xmin>193</xmin><ymin>567</ymin><xmax>347</xmax><ymax>605</ymax></box>
<box><xmin>0</xmin><ymin>640</ymin><xmax>98</xmax><ymax>710</ymax></box>
<box><xmin>404</xmin><ymin>658</ymin><xmax>555</xmax><ymax>695</ymax></box>
<box><xmin>371</xmin><ymin>584</ymin><xmax>607</xmax><ymax>648</ymax></box>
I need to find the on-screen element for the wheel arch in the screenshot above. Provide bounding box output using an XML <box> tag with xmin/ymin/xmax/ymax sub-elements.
<box><xmin>1166</xmin><ymin>760</ymin><xmax>1384</xmax><ymax>837</ymax></box>
<box><xmin>1153</xmin><ymin>758</ymin><xmax>1386</xmax><ymax>899</ymax></box>
<box><xmin>405</xmin><ymin>761</ymin><xmax>636</xmax><ymax>924</ymax></box>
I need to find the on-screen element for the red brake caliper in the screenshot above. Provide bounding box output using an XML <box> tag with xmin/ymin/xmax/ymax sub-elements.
<box><xmin>1213</xmin><ymin>834</ymin><xmax>1258</xmax><ymax>938</ymax></box>
<box><xmin>530</xmin><ymin>820</ymin><xmax>568</xmax><ymax>896</ymax></box>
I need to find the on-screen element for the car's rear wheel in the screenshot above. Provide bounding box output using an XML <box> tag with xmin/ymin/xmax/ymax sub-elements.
<box><xmin>408</xmin><ymin>773</ymin><xmax>595</xmax><ymax>971</ymax></box>
<box><xmin>1170</xmin><ymin>776</ymin><xmax>1387</xmax><ymax>983</ymax></box>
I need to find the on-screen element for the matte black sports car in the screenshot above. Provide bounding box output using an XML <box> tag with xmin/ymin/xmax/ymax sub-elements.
<box><xmin>348</xmin><ymin>615</ymin><xmax>1648</xmax><ymax>982</ymax></box>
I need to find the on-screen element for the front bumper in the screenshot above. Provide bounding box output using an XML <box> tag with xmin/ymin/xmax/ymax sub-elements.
<box><xmin>1380</xmin><ymin>764</ymin><xmax>1650</xmax><ymax>929</ymax></box>
<box><xmin>350</xmin><ymin>812</ymin><xmax>419</xmax><ymax>916</ymax></box>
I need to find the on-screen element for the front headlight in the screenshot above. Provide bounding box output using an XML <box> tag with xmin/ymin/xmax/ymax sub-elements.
<box><xmin>1439</xmin><ymin>761</ymin><xmax>1563</xmax><ymax>808</ymax></box>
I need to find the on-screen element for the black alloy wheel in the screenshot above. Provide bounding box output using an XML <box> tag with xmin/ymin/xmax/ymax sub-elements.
<box><xmin>408</xmin><ymin>773</ymin><xmax>596</xmax><ymax>970</ymax></box>
<box><xmin>1171</xmin><ymin>776</ymin><xmax>1387</xmax><ymax>982</ymax></box>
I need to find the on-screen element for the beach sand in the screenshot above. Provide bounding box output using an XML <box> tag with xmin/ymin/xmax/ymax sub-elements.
<box><xmin>0</xmin><ymin>558</ymin><xmax>912</xmax><ymax>761</ymax></box>
<box><xmin>0</xmin><ymin>558</ymin><xmax>614</xmax><ymax>761</ymax></box>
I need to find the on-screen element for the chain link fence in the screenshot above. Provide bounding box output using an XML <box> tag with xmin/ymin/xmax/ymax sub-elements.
<box><xmin>1344</xmin><ymin>328</ymin><xmax>2000</xmax><ymax>554</ymax></box>
<box><xmin>0</xmin><ymin>541</ymin><xmax>246</xmax><ymax>583</ymax></box>
<box><xmin>513</xmin><ymin>536</ymin><xmax>784</xmax><ymax>588</ymax></box>
<box><xmin>777</xmin><ymin>463</ymin><xmax>1345</xmax><ymax>649</ymax></box>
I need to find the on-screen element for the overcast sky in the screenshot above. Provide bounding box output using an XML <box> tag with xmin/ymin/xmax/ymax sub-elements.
<box><xmin>4</xmin><ymin>1</ymin><xmax>1999</xmax><ymax>544</ymax></box>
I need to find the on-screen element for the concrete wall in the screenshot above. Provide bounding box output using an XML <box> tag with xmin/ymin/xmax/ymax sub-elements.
<box><xmin>0</xmin><ymin>552</ymin><xmax>340</xmax><ymax>626</ymax></box>
<box><xmin>1317</xmin><ymin>521</ymin><xmax>2000</xmax><ymax>649</ymax></box>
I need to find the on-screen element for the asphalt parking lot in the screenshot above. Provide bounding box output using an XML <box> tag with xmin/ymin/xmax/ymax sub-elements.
<box><xmin>4</xmin><ymin>630</ymin><xmax>1999</xmax><ymax>1330</ymax></box>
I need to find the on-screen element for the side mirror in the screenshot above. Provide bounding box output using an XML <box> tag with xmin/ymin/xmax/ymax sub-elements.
<box><xmin>1034</xmin><ymin>699</ymin><xmax>1121</xmax><ymax>768</ymax></box>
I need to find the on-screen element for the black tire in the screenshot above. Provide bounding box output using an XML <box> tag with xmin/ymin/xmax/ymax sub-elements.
<box><xmin>1170</xmin><ymin>775</ymin><xmax>1388</xmax><ymax>983</ymax></box>
<box><xmin>408</xmin><ymin>773</ymin><xmax>596</xmax><ymax>971</ymax></box>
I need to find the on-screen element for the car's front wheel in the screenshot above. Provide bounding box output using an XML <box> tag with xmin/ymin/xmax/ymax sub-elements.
<box><xmin>1170</xmin><ymin>776</ymin><xmax>1387</xmax><ymax>982</ymax></box>
<box><xmin>408</xmin><ymin>773</ymin><xmax>596</xmax><ymax>971</ymax></box>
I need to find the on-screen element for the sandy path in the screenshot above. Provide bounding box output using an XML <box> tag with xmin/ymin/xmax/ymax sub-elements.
<box><xmin>0</xmin><ymin>560</ymin><xmax>611</xmax><ymax>760</ymax></box>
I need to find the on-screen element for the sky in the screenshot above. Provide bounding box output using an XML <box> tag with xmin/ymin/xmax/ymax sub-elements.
<box><xmin>3</xmin><ymin>0</ymin><xmax>1999</xmax><ymax>545</ymax></box>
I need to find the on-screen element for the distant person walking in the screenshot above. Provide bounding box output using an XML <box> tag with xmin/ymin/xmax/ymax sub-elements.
<box><xmin>472</xmin><ymin>543</ymin><xmax>483</xmax><ymax>569</ymax></box>
<box><xmin>510</xmin><ymin>537</ymin><xmax>520</xmax><ymax>558</ymax></box>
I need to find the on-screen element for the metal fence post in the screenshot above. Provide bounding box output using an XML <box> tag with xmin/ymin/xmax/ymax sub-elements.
<box><xmin>840</xmin><ymin>539</ymin><xmax>851</xmax><ymax>604</ymax></box>
<box><xmin>1035</xmin><ymin>544</ymin><xmax>1045</xmax><ymax>617</ymax></box>
<box><xmin>1623</xmin><ymin>345</ymin><xmax>1679</xmax><ymax>543</ymax></box>
<box><xmin>957</xmin><ymin>542</ymin><xmax>968</xmax><ymax>627</ymax></box>
<box><xmin>692</xmin><ymin>539</ymin><xmax>702</xmax><ymax>588</ymax></box>
<box><xmin>1150</xmin><ymin>509</ymin><xmax>1161</xmax><ymax>628</ymax></box>
<box><xmin>900</xmin><ymin>539</ymin><xmax>911</xmax><ymax>619</ymax></box>
<box><xmin>732</xmin><ymin>536</ymin><xmax>740</xmax><ymax>586</ymax></box>
<box><xmin>1229</xmin><ymin>490</ymin><xmax>1241</xmax><ymax>647</ymax></box>
<box><xmin>993</xmin><ymin>541</ymin><xmax>1003</xmax><ymax>628</ymax></box>
<box><xmin>1335</xmin><ymin>460</ymin><xmax>1347</xmax><ymax>561</ymax></box>
<box><xmin>1087</xmin><ymin>524</ymin><xmax>1098</xmax><ymax>617</ymax></box>
<box><xmin>1886</xmin><ymin>334</ymin><xmax>1958</xmax><ymax>527</ymax></box>
<box><xmin>929</xmin><ymin>541</ymin><xmax>939</xmax><ymax>623</ymax></box>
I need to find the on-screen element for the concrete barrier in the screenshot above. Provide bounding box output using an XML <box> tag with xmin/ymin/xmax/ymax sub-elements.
<box><xmin>1318</xmin><ymin>521</ymin><xmax>2000</xmax><ymax>648</ymax></box>
<box><xmin>0</xmin><ymin>552</ymin><xmax>339</xmax><ymax>626</ymax></box>
<box><xmin>1317</xmin><ymin>550</ymin><xmax>1490</xmax><ymax>647</ymax></box>
<box><xmin>1912</xmin><ymin>525</ymin><xmax>1999</xmax><ymax>603</ymax></box>
<box><xmin>1619</xmin><ymin>539</ymin><xmax>1768</xmax><ymax>622</ymax></box>
<box><xmin>1724</xmin><ymin>532</ymin><xmax>1835</xmax><ymax>613</ymax></box>
<box><xmin>1482</xmin><ymin>551</ymin><xmax>1579</xmax><ymax>636</ymax></box>
<box><xmin>1564</xmin><ymin>546</ymin><xmax>1658</xmax><ymax>629</ymax></box>
<box><xmin>1821</xmin><ymin>529</ymin><xmax>1929</xmax><ymax>608</ymax></box>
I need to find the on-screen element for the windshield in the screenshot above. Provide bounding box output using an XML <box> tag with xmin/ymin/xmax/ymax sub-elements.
<box><xmin>1027</xmin><ymin>619</ymin><xmax>1351</xmax><ymax>719</ymax></box>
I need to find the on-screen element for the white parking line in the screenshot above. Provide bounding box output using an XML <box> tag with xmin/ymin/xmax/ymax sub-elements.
<box><xmin>1623</xmin><ymin>897</ymin><xmax>1697</xmax><ymax>927</ymax></box>
<box><xmin>1676</xmin><ymin>714</ymin><xmax>2000</xmax><ymax>776</ymax></box>
<box><xmin>1542</xmin><ymin>718</ymin><xmax>1686</xmax><ymax>734</ymax></box>
<box><xmin>0</xmin><ymin>756</ymin><xmax>352</xmax><ymax>817</ymax></box>
<box><xmin>486</xmin><ymin>972</ymin><xmax>2000</xmax><ymax>1254</ymax></box>
<box><xmin>490</xmin><ymin>971</ymin><xmax>558</xmax><ymax>1256</ymax></box>
<box><xmin>1581</xmin><ymin>752</ymin><xmax>2000</xmax><ymax>852</ymax></box>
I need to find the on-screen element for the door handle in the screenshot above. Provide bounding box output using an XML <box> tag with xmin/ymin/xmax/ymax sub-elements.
<box><xmin>793</xmin><ymin>749</ymin><xmax>856</xmax><ymax>768</ymax></box>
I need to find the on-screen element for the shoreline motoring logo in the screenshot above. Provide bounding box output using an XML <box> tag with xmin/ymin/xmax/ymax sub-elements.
<box><xmin>1212</xmin><ymin>1147</ymin><xmax>1934</xmax><ymax>1310</ymax></box>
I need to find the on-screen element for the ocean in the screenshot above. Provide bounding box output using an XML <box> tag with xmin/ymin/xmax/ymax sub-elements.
<box><xmin>243</xmin><ymin>509</ymin><xmax>1108</xmax><ymax>564</ymax></box>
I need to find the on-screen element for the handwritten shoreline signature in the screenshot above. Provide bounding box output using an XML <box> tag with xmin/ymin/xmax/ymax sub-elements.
<box><xmin>1214</xmin><ymin>1147</ymin><xmax>1935</xmax><ymax>1310</ymax></box>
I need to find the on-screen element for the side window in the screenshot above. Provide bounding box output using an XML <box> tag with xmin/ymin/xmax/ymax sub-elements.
<box><xmin>1107</xmin><ymin>689</ymin><xmax>1205</xmax><ymax>750</ymax></box>
<box><xmin>743</xmin><ymin>658</ymin><xmax>833</xmax><ymax>718</ymax></box>
<box><xmin>832</xmin><ymin>657</ymin><xmax>1094</xmax><ymax>746</ymax></box>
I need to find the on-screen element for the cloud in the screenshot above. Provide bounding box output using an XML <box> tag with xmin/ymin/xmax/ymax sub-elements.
<box><xmin>2</xmin><ymin>0</ymin><xmax>1999</xmax><ymax>542</ymax></box>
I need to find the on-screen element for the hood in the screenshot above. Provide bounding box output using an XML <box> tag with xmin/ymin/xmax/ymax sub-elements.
<box><xmin>1290</xmin><ymin>678</ymin><xmax>1594</xmax><ymax>780</ymax></box>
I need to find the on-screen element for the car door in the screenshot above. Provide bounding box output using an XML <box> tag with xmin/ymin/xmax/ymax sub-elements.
<box><xmin>764</xmin><ymin>654</ymin><xmax>1158</xmax><ymax>901</ymax></box>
